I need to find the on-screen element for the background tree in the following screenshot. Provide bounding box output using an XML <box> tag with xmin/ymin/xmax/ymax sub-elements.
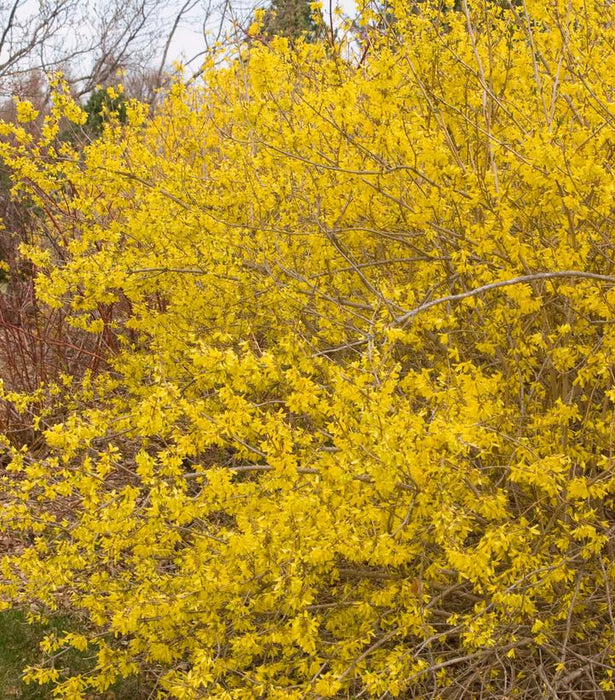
<box><xmin>83</xmin><ymin>86</ymin><xmax>128</xmax><ymax>136</ymax></box>
<box><xmin>262</xmin><ymin>0</ymin><xmax>325</xmax><ymax>41</ymax></box>
<box><xmin>0</xmin><ymin>0</ymin><xmax>217</xmax><ymax>100</ymax></box>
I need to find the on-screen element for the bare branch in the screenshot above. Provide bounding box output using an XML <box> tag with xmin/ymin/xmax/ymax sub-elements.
<box><xmin>394</xmin><ymin>271</ymin><xmax>615</xmax><ymax>325</ymax></box>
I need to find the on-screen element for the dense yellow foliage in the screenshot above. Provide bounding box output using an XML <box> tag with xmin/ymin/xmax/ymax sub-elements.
<box><xmin>2</xmin><ymin>0</ymin><xmax>615</xmax><ymax>696</ymax></box>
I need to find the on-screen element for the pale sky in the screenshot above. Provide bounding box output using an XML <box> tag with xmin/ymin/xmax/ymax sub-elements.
<box><xmin>166</xmin><ymin>0</ymin><xmax>358</xmax><ymax>68</ymax></box>
<box><xmin>0</xmin><ymin>0</ymin><xmax>359</xmax><ymax>98</ymax></box>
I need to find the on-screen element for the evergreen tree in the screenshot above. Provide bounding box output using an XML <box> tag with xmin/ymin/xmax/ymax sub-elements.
<box><xmin>262</xmin><ymin>0</ymin><xmax>324</xmax><ymax>42</ymax></box>
<box><xmin>83</xmin><ymin>87</ymin><xmax>127</xmax><ymax>137</ymax></box>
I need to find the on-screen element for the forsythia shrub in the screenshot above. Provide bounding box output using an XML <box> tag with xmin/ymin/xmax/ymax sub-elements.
<box><xmin>2</xmin><ymin>1</ymin><xmax>615</xmax><ymax>696</ymax></box>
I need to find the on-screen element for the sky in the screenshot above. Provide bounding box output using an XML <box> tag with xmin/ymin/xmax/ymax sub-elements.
<box><xmin>166</xmin><ymin>0</ymin><xmax>358</xmax><ymax>68</ymax></box>
<box><xmin>0</xmin><ymin>0</ymin><xmax>359</xmax><ymax>99</ymax></box>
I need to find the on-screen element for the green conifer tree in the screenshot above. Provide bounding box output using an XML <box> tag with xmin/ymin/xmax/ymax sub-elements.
<box><xmin>83</xmin><ymin>87</ymin><xmax>127</xmax><ymax>137</ymax></box>
<box><xmin>262</xmin><ymin>0</ymin><xmax>324</xmax><ymax>42</ymax></box>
